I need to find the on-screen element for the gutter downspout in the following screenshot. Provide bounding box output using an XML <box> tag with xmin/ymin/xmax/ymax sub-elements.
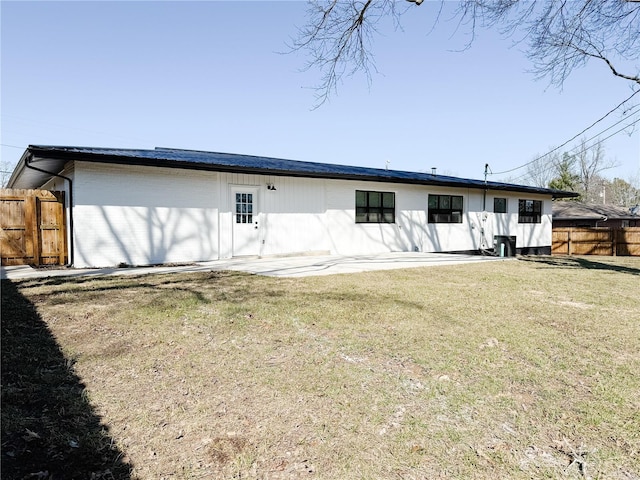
<box><xmin>481</xmin><ymin>163</ymin><xmax>491</xmax><ymax>253</ymax></box>
<box><xmin>24</xmin><ymin>157</ymin><xmax>74</xmax><ymax>266</ymax></box>
<box><xmin>595</xmin><ymin>216</ymin><xmax>607</xmax><ymax>228</ymax></box>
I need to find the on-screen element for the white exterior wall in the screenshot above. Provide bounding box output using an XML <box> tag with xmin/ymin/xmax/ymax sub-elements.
<box><xmin>484</xmin><ymin>192</ymin><xmax>552</xmax><ymax>252</ymax></box>
<box><xmin>67</xmin><ymin>162</ymin><xmax>553</xmax><ymax>267</ymax></box>
<box><xmin>325</xmin><ymin>180</ymin><xmax>410</xmax><ymax>254</ymax></box>
<box><xmin>217</xmin><ymin>173</ymin><xmax>330</xmax><ymax>258</ymax></box>
<box><xmin>72</xmin><ymin>162</ymin><xmax>219</xmax><ymax>268</ymax></box>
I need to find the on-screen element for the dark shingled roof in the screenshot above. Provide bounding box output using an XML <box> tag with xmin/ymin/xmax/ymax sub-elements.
<box><xmin>553</xmin><ymin>201</ymin><xmax>640</xmax><ymax>219</ymax></box>
<box><xmin>10</xmin><ymin>145</ymin><xmax>578</xmax><ymax>198</ymax></box>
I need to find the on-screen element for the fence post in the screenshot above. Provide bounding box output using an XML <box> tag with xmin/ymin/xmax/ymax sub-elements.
<box><xmin>24</xmin><ymin>194</ymin><xmax>40</xmax><ymax>265</ymax></box>
<box><xmin>36</xmin><ymin>195</ymin><xmax>44</xmax><ymax>265</ymax></box>
<box><xmin>568</xmin><ymin>228</ymin><xmax>572</xmax><ymax>256</ymax></box>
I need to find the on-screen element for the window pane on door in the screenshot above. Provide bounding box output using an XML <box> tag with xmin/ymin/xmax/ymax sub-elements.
<box><xmin>236</xmin><ymin>192</ymin><xmax>254</xmax><ymax>224</ymax></box>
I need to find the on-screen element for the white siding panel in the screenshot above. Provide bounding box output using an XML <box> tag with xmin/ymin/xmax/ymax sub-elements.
<box><xmin>69</xmin><ymin>162</ymin><xmax>553</xmax><ymax>266</ymax></box>
<box><xmin>485</xmin><ymin>193</ymin><xmax>552</xmax><ymax>251</ymax></box>
<box><xmin>260</xmin><ymin>175</ymin><xmax>328</xmax><ymax>255</ymax></box>
<box><xmin>219</xmin><ymin>174</ymin><xmax>329</xmax><ymax>257</ymax></box>
<box><xmin>325</xmin><ymin>180</ymin><xmax>416</xmax><ymax>254</ymax></box>
<box><xmin>73</xmin><ymin>162</ymin><xmax>218</xmax><ymax>267</ymax></box>
<box><xmin>517</xmin><ymin>196</ymin><xmax>552</xmax><ymax>250</ymax></box>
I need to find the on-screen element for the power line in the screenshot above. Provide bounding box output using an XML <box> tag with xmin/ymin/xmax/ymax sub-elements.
<box><xmin>511</xmin><ymin>116</ymin><xmax>640</xmax><ymax>183</ymax></box>
<box><xmin>490</xmin><ymin>89</ymin><xmax>640</xmax><ymax>176</ymax></box>
<box><xmin>497</xmin><ymin>107</ymin><xmax>639</xmax><ymax>182</ymax></box>
<box><xmin>565</xmin><ymin>111</ymin><xmax>638</xmax><ymax>152</ymax></box>
<box><xmin>508</xmin><ymin>115</ymin><xmax>640</xmax><ymax>184</ymax></box>
<box><xmin>493</xmin><ymin>103</ymin><xmax>640</xmax><ymax>177</ymax></box>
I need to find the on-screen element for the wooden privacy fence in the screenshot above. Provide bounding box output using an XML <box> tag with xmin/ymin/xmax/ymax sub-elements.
<box><xmin>552</xmin><ymin>227</ymin><xmax>640</xmax><ymax>256</ymax></box>
<box><xmin>1</xmin><ymin>188</ymin><xmax>67</xmax><ymax>266</ymax></box>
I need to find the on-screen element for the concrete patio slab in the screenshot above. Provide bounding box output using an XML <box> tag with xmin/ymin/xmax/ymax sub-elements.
<box><xmin>1</xmin><ymin>252</ymin><xmax>511</xmax><ymax>281</ymax></box>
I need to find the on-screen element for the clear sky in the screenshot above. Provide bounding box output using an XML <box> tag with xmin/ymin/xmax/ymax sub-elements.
<box><xmin>1</xmin><ymin>1</ymin><xmax>639</xmax><ymax>184</ymax></box>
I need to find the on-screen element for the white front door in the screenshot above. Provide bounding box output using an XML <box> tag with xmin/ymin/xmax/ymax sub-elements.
<box><xmin>232</xmin><ymin>187</ymin><xmax>260</xmax><ymax>256</ymax></box>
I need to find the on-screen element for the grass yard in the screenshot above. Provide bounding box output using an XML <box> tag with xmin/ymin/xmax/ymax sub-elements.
<box><xmin>2</xmin><ymin>256</ymin><xmax>639</xmax><ymax>479</ymax></box>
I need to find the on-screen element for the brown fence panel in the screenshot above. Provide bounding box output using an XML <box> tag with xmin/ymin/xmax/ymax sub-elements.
<box><xmin>0</xmin><ymin>188</ymin><xmax>67</xmax><ymax>266</ymax></box>
<box><xmin>572</xmin><ymin>228</ymin><xmax>613</xmax><ymax>255</ymax></box>
<box><xmin>0</xmin><ymin>194</ymin><xmax>29</xmax><ymax>263</ymax></box>
<box><xmin>552</xmin><ymin>226</ymin><xmax>640</xmax><ymax>257</ymax></box>
<box><xmin>552</xmin><ymin>229</ymin><xmax>570</xmax><ymax>255</ymax></box>
<box><xmin>617</xmin><ymin>228</ymin><xmax>640</xmax><ymax>256</ymax></box>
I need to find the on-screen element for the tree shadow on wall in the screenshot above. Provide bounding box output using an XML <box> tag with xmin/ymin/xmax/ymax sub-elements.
<box><xmin>1</xmin><ymin>280</ymin><xmax>132</xmax><ymax>480</ymax></box>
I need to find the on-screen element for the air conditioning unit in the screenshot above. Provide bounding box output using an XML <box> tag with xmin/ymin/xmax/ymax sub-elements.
<box><xmin>493</xmin><ymin>236</ymin><xmax>516</xmax><ymax>257</ymax></box>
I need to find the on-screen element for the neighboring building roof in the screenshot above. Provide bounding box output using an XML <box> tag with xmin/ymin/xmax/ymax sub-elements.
<box><xmin>9</xmin><ymin>145</ymin><xmax>578</xmax><ymax>198</ymax></box>
<box><xmin>553</xmin><ymin>201</ymin><xmax>640</xmax><ymax>220</ymax></box>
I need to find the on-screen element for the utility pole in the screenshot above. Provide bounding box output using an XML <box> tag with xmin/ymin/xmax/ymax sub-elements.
<box><xmin>483</xmin><ymin>164</ymin><xmax>490</xmax><ymax>211</ymax></box>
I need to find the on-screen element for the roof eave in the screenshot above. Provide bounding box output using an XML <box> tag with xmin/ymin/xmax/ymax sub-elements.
<box><xmin>550</xmin><ymin>191</ymin><xmax>580</xmax><ymax>200</ymax></box>
<box><xmin>6</xmin><ymin>150</ymin><xmax>31</xmax><ymax>189</ymax></box>
<box><xmin>7</xmin><ymin>147</ymin><xmax>72</xmax><ymax>189</ymax></box>
<box><xmin>16</xmin><ymin>145</ymin><xmax>575</xmax><ymax>198</ymax></box>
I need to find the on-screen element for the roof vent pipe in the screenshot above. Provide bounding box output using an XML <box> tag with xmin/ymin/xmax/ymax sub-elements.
<box><xmin>431</xmin><ymin>167</ymin><xmax>437</xmax><ymax>175</ymax></box>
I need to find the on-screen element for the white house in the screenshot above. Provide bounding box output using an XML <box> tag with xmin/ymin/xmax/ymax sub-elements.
<box><xmin>8</xmin><ymin>146</ymin><xmax>576</xmax><ymax>268</ymax></box>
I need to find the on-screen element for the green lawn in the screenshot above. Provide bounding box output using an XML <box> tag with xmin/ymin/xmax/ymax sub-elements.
<box><xmin>2</xmin><ymin>256</ymin><xmax>639</xmax><ymax>479</ymax></box>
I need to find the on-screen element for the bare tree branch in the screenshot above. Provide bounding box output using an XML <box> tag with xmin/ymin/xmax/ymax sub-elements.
<box><xmin>526</xmin><ymin>1</ymin><xmax>640</xmax><ymax>86</ymax></box>
<box><xmin>574</xmin><ymin>137</ymin><xmax>619</xmax><ymax>202</ymax></box>
<box><xmin>575</xmin><ymin>42</ymin><xmax>640</xmax><ymax>84</ymax></box>
<box><xmin>293</xmin><ymin>0</ymin><xmax>640</xmax><ymax>104</ymax></box>
<box><xmin>290</xmin><ymin>0</ymin><xmax>406</xmax><ymax>106</ymax></box>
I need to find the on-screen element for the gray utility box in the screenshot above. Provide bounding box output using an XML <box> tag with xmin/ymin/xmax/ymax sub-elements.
<box><xmin>494</xmin><ymin>236</ymin><xmax>516</xmax><ymax>257</ymax></box>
